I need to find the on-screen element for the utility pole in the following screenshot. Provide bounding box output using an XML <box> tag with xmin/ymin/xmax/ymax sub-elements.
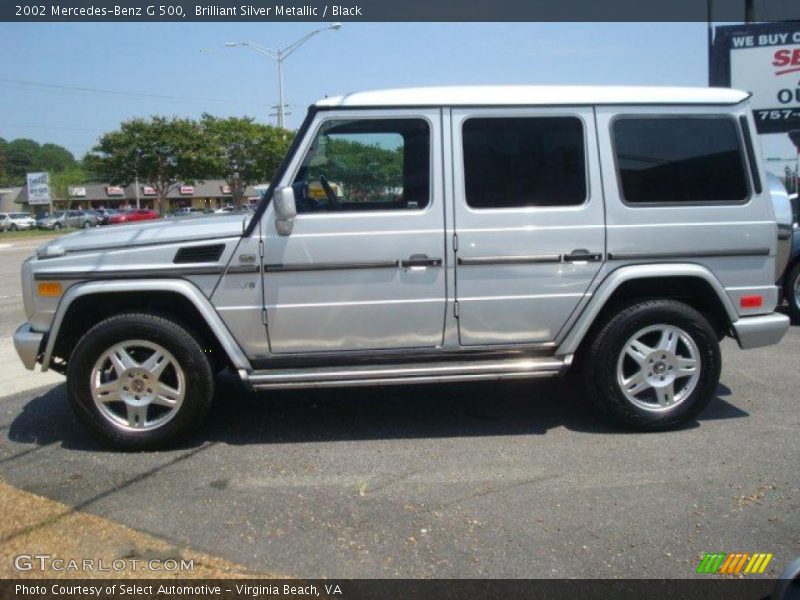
<box><xmin>707</xmin><ymin>0</ymin><xmax>714</xmax><ymax>86</ymax></box>
<box><xmin>225</xmin><ymin>24</ymin><xmax>342</xmax><ymax>129</ymax></box>
<box><xmin>744</xmin><ymin>0</ymin><xmax>755</xmax><ymax>23</ymax></box>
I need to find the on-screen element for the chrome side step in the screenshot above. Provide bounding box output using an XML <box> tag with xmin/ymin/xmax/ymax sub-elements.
<box><xmin>241</xmin><ymin>355</ymin><xmax>572</xmax><ymax>390</ymax></box>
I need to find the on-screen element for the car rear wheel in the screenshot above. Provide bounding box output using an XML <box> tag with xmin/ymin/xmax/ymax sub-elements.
<box><xmin>9</xmin><ymin>224</ymin><xmax>17</xmax><ymax>231</ymax></box>
<box><xmin>67</xmin><ymin>313</ymin><xmax>214</xmax><ymax>450</ymax></box>
<box><xmin>786</xmin><ymin>262</ymin><xmax>800</xmax><ymax>324</ymax></box>
<box><xmin>83</xmin><ymin>221</ymin><xmax>91</xmax><ymax>228</ymax></box>
<box><xmin>581</xmin><ymin>299</ymin><xmax>721</xmax><ymax>431</ymax></box>
<box><xmin>53</xmin><ymin>223</ymin><xmax>61</xmax><ymax>230</ymax></box>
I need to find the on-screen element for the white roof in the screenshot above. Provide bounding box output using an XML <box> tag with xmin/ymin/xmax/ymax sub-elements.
<box><xmin>316</xmin><ymin>86</ymin><xmax>750</xmax><ymax>108</ymax></box>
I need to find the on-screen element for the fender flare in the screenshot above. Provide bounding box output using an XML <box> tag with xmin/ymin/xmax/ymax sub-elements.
<box><xmin>555</xmin><ymin>263</ymin><xmax>738</xmax><ymax>356</ymax></box>
<box><xmin>41</xmin><ymin>279</ymin><xmax>252</xmax><ymax>372</ymax></box>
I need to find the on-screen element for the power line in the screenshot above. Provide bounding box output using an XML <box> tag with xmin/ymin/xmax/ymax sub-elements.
<box><xmin>0</xmin><ymin>77</ymin><xmax>254</xmax><ymax>104</ymax></box>
<box><xmin>0</xmin><ymin>122</ymin><xmax>104</xmax><ymax>132</ymax></box>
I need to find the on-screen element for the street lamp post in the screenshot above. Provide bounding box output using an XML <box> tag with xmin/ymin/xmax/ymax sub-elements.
<box><xmin>225</xmin><ymin>23</ymin><xmax>342</xmax><ymax>129</ymax></box>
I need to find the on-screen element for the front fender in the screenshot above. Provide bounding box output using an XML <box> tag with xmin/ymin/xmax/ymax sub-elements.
<box><xmin>41</xmin><ymin>279</ymin><xmax>251</xmax><ymax>372</ymax></box>
<box><xmin>555</xmin><ymin>263</ymin><xmax>738</xmax><ymax>356</ymax></box>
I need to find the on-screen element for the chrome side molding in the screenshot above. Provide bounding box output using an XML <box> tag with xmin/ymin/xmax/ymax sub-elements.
<box><xmin>242</xmin><ymin>355</ymin><xmax>572</xmax><ymax>389</ymax></box>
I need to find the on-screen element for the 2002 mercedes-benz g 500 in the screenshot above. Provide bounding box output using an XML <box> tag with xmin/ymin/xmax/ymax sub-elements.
<box><xmin>14</xmin><ymin>86</ymin><xmax>791</xmax><ymax>449</ymax></box>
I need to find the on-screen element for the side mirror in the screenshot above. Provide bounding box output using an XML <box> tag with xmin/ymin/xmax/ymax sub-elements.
<box><xmin>273</xmin><ymin>186</ymin><xmax>296</xmax><ymax>236</ymax></box>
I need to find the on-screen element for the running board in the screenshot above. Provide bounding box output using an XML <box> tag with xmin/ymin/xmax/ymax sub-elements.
<box><xmin>241</xmin><ymin>355</ymin><xmax>572</xmax><ymax>390</ymax></box>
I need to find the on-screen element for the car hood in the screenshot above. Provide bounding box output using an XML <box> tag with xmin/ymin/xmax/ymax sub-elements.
<box><xmin>36</xmin><ymin>214</ymin><xmax>249</xmax><ymax>256</ymax></box>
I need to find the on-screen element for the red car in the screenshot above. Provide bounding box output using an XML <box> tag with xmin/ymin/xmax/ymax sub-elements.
<box><xmin>108</xmin><ymin>209</ymin><xmax>159</xmax><ymax>225</ymax></box>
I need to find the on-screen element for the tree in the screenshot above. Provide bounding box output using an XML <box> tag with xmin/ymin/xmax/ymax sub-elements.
<box><xmin>0</xmin><ymin>139</ymin><xmax>77</xmax><ymax>185</ymax></box>
<box><xmin>5</xmin><ymin>139</ymin><xmax>40</xmax><ymax>183</ymax></box>
<box><xmin>0</xmin><ymin>137</ymin><xmax>7</xmax><ymax>185</ymax></box>
<box><xmin>51</xmin><ymin>165</ymin><xmax>89</xmax><ymax>208</ymax></box>
<box><xmin>36</xmin><ymin>143</ymin><xmax>76</xmax><ymax>174</ymax></box>
<box><xmin>88</xmin><ymin>117</ymin><xmax>205</xmax><ymax>215</ymax></box>
<box><xmin>307</xmin><ymin>137</ymin><xmax>403</xmax><ymax>202</ymax></box>
<box><xmin>199</xmin><ymin>114</ymin><xmax>291</xmax><ymax>207</ymax></box>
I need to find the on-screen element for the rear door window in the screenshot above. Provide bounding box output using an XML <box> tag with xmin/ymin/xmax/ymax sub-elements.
<box><xmin>612</xmin><ymin>116</ymin><xmax>749</xmax><ymax>204</ymax></box>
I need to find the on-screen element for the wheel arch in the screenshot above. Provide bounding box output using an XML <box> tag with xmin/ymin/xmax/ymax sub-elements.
<box><xmin>556</xmin><ymin>263</ymin><xmax>738</xmax><ymax>356</ymax></box>
<box><xmin>43</xmin><ymin>279</ymin><xmax>251</xmax><ymax>373</ymax></box>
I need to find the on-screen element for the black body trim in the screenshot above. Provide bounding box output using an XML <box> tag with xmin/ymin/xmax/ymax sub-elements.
<box><xmin>34</xmin><ymin>266</ymin><xmax>225</xmax><ymax>280</ymax></box>
<box><xmin>250</xmin><ymin>345</ymin><xmax>555</xmax><ymax>370</ymax></box>
<box><xmin>226</xmin><ymin>265</ymin><xmax>261</xmax><ymax>275</ymax></box>
<box><xmin>173</xmin><ymin>244</ymin><xmax>225</xmax><ymax>264</ymax></box>
<box><xmin>740</xmin><ymin>115</ymin><xmax>763</xmax><ymax>194</ymax></box>
<box><xmin>264</xmin><ymin>260</ymin><xmax>400</xmax><ymax>273</ymax></box>
<box><xmin>607</xmin><ymin>248</ymin><xmax>770</xmax><ymax>261</ymax></box>
<box><xmin>457</xmin><ymin>252</ymin><xmax>603</xmax><ymax>265</ymax></box>
<box><xmin>458</xmin><ymin>255</ymin><xmax>561</xmax><ymax>266</ymax></box>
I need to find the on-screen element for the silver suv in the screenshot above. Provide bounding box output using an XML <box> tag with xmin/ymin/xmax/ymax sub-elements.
<box><xmin>13</xmin><ymin>86</ymin><xmax>791</xmax><ymax>449</ymax></box>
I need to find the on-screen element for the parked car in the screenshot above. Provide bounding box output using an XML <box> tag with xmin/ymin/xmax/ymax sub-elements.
<box><xmin>37</xmin><ymin>210</ymin><xmax>97</xmax><ymax>230</ymax></box>
<box><xmin>88</xmin><ymin>208</ymin><xmax>119</xmax><ymax>225</ymax></box>
<box><xmin>13</xmin><ymin>85</ymin><xmax>791</xmax><ymax>450</ymax></box>
<box><xmin>780</xmin><ymin>191</ymin><xmax>800</xmax><ymax>322</ymax></box>
<box><xmin>0</xmin><ymin>212</ymin><xmax>37</xmax><ymax>231</ymax></box>
<box><xmin>108</xmin><ymin>209</ymin><xmax>159</xmax><ymax>225</ymax></box>
<box><xmin>175</xmin><ymin>207</ymin><xmax>205</xmax><ymax>217</ymax></box>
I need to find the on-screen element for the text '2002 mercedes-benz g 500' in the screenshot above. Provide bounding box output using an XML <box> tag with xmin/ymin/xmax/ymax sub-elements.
<box><xmin>14</xmin><ymin>86</ymin><xmax>791</xmax><ymax>449</ymax></box>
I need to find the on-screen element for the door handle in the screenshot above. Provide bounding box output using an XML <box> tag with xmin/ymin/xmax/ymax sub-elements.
<box><xmin>562</xmin><ymin>250</ymin><xmax>603</xmax><ymax>263</ymax></box>
<box><xmin>401</xmin><ymin>254</ymin><xmax>443</xmax><ymax>268</ymax></box>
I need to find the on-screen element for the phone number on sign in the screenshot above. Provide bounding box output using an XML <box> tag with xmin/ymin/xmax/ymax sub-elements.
<box><xmin>756</xmin><ymin>108</ymin><xmax>800</xmax><ymax>121</ymax></box>
<box><xmin>15</xmin><ymin>5</ymin><xmax>186</xmax><ymax>17</ymax></box>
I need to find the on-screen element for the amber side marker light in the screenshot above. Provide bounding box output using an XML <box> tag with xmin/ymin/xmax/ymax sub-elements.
<box><xmin>36</xmin><ymin>282</ymin><xmax>62</xmax><ymax>297</ymax></box>
<box><xmin>740</xmin><ymin>295</ymin><xmax>763</xmax><ymax>308</ymax></box>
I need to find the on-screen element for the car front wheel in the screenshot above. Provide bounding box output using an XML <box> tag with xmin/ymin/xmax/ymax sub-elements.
<box><xmin>581</xmin><ymin>299</ymin><xmax>721</xmax><ymax>431</ymax></box>
<box><xmin>9</xmin><ymin>224</ymin><xmax>17</xmax><ymax>231</ymax></box>
<box><xmin>67</xmin><ymin>313</ymin><xmax>214</xmax><ymax>450</ymax></box>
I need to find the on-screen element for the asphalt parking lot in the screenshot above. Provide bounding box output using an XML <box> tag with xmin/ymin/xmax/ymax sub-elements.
<box><xmin>0</xmin><ymin>239</ymin><xmax>798</xmax><ymax>579</ymax></box>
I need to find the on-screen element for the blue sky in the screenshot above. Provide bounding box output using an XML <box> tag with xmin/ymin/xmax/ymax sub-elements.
<box><xmin>0</xmin><ymin>22</ymin><xmax>794</xmax><ymax>174</ymax></box>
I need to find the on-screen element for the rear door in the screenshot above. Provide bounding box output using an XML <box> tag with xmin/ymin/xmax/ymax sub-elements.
<box><xmin>451</xmin><ymin>107</ymin><xmax>605</xmax><ymax>345</ymax></box>
<box><xmin>261</xmin><ymin>109</ymin><xmax>448</xmax><ymax>354</ymax></box>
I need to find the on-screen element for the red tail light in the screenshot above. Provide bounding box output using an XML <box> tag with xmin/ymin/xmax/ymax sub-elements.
<box><xmin>740</xmin><ymin>295</ymin><xmax>763</xmax><ymax>308</ymax></box>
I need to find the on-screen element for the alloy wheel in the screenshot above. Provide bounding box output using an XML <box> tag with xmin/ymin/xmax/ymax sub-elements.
<box><xmin>615</xmin><ymin>324</ymin><xmax>701</xmax><ymax>412</ymax></box>
<box><xmin>90</xmin><ymin>340</ymin><xmax>185</xmax><ymax>431</ymax></box>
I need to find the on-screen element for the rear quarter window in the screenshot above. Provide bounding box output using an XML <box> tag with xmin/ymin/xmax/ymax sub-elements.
<box><xmin>612</xmin><ymin>116</ymin><xmax>749</xmax><ymax>205</ymax></box>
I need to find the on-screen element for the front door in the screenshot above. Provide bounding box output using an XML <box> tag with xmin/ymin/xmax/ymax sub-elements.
<box><xmin>262</xmin><ymin>109</ymin><xmax>447</xmax><ymax>354</ymax></box>
<box><xmin>451</xmin><ymin>107</ymin><xmax>605</xmax><ymax>345</ymax></box>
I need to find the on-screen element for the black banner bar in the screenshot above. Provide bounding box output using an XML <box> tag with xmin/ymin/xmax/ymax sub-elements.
<box><xmin>3</xmin><ymin>0</ymin><xmax>800</xmax><ymax>23</ymax></box>
<box><xmin>0</xmin><ymin>578</ymin><xmax>780</xmax><ymax>600</ymax></box>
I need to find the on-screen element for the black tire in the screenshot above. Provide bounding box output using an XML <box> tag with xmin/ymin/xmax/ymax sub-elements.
<box><xmin>67</xmin><ymin>312</ymin><xmax>214</xmax><ymax>450</ymax></box>
<box><xmin>786</xmin><ymin>261</ymin><xmax>800</xmax><ymax>324</ymax></box>
<box><xmin>581</xmin><ymin>299</ymin><xmax>721</xmax><ymax>431</ymax></box>
<box><xmin>53</xmin><ymin>223</ymin><xmax>61</xmax><ymax>230</ymax></box>
<box><xmin>9</xmin><ymin>224</ymin><xmax>17</xmax><ymax>231</ymax></box>
<box><xmin>83</xmin><ymin>221</ymin><xmax>91</xmax><ymax>228</ymax></box>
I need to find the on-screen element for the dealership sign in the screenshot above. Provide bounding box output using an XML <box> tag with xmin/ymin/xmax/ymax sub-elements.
<box><xmin>26</xmin><ymin>172</ymin><xmax>50</xmax><ymax>205</ymax></box>
<box><xmin>711</xmin><ymin>22</ymin><xmax>800</xmax><ymax>134</ymax></box>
